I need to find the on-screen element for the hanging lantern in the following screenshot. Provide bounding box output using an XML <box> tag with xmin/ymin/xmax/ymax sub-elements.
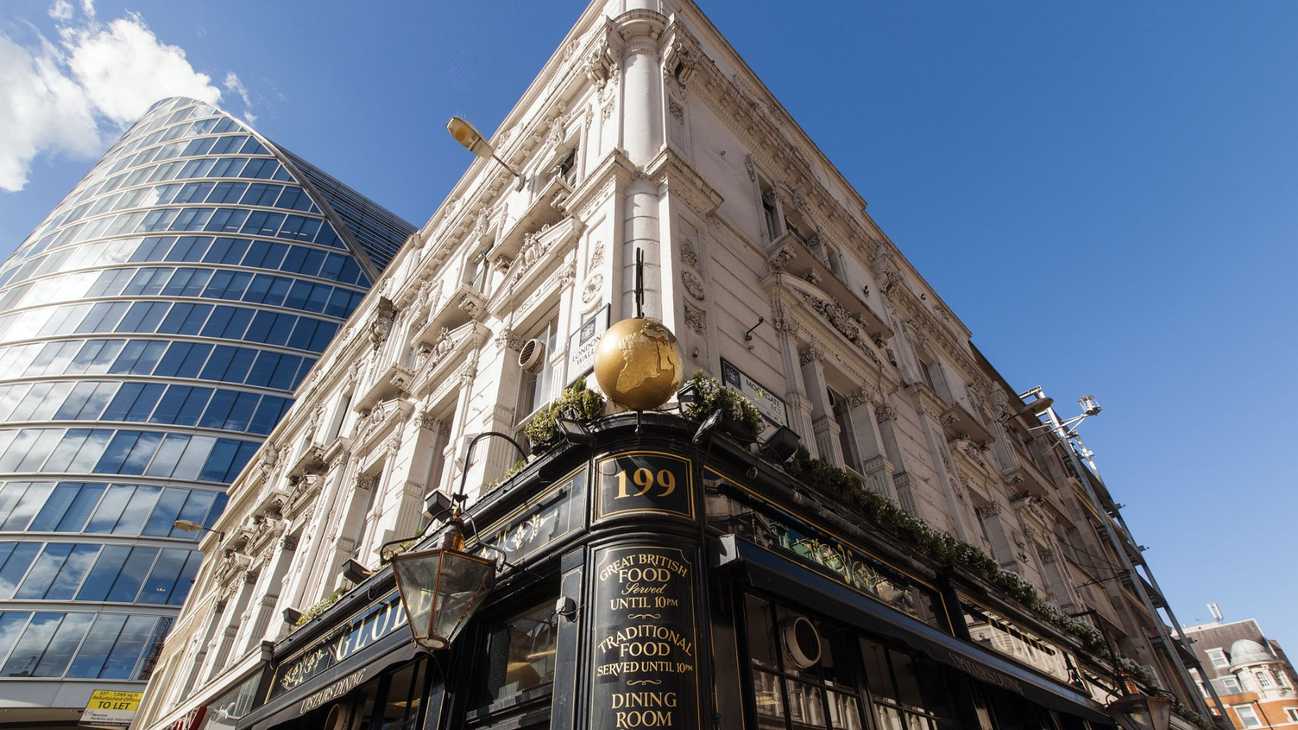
<box><xmin>391</xmin><ymin>520</ymin><xmax>495</xmax><ymax>651</ymax></box>
<box><xmin>1109</xmin><ymin>693</ymin><xmax>1173</xmax><ymax>730</ymax></box>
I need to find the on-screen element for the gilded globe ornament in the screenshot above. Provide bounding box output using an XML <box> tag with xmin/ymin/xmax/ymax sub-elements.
<box><xmin>593</xmin><ymin>318</ymin><xmax>684</xmax><ymax>411</ymax></box>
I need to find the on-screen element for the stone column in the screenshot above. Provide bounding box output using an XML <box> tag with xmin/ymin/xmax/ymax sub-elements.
<box><xmin>771</xmin><ymin>311</ymin><xmax>818</xmax><ymax>457</ymax></box>
<box><xmin>798</xmin><ymin>345</ymin><xmax>843</xmax><ymax>466</ymax></box>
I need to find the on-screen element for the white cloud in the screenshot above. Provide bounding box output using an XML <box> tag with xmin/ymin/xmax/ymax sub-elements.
<box><xmin>64</xmin><ymin>15</ymin><xmax>220</xmax><ymax>126</ymax></box>
<box><xmin>48</xmin><ymin>0</ymin><xmax>73</xmax><ymax>21</ymax></box>
<box><xmin>0</xmin><ymin>8</ymin><xmax>241</xmax><ymax>192</ymax></box>
<box><xmin>0</xmin><ymin>34</ymin><xmax>100</xmax><ymax>191</ymax></box>
<box><xmin>223</xmin><ymin>71</ymin><xmax>255</xmax><ymax>124</ymax></box>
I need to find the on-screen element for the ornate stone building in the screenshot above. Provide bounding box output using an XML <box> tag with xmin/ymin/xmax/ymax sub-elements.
<box><xmin>135</xmin><ymin>3</ymin><xmax>1220</xmax><ymax>730</ymax></box>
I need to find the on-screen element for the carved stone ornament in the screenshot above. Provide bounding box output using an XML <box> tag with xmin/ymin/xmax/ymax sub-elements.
<box><xmin>744</xmin><ymin>154</ymin><xmax>756</xmax><ymax>182</ymax></box>
<box><xmin>874</xmin><ymin>401</ymin><xmax>897</xmax><ymax>423</ymax></box>
<box><xmin>683</xmin><ymin>301</ymin><xmax>705</xmax><ymax>333</ymax></box>
<box><xmin>417</xmin><ymin>409</ymin><xmax>442</xmax><ymax>432</ymax></box>
<box><xmin>668</xmin><ymin>96</ymin><xmax>684</xmax><ymax>123</ymax></box>
<box><xmin>802</xmin><ymin>293</ymin><xmax>870</xmax><ymax>350</ymax></box>
<box><xmin>665</xmin><ymin>33</ymin><xmax>698</xmax><ymax>87</ymax></box>
<box><xmin>356</xmin><ymin>474</ymin><xmax>378</xmax><ymax>492</ymax></box>
<box><xmin>680</xmin><ymin>238</ymin><xmax>699</xmax><ymax>268</ymax></box>
<box><xmin>976</xmin><ymin>502</ymin><xmax>1002</xmax><ymax>518</ymax></box>
<box><xmin>799</xmin><ymin>343</ymin><xmax>820</xmax><ymax>366</ymax></box>
<box><xmin>681</xmin><ymin>270</ymin><xmax>705</xmax><ymax>301</ymax></box>
<box><xmin>582</xmin><ymin>272</ymin><xmax>603</xmax><ymax>304</ymax></box>
<box><xmin>368</xmin><ymin>297</ymin><xmax>397</xmax><ymax>349</ymax></box>
<box><xmin>588</xmin><ymin>240</ymin><xmax>605</xmax><ymax>271</ymax></box>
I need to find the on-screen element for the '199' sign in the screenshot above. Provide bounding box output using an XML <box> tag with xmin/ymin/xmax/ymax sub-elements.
<box><xmin>595</xmin><ymin>452</ymin><xmax>693</xmax><ymax>522</ymax></box>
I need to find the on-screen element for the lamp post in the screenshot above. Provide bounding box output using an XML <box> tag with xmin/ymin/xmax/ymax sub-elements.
<box><xmin>389</xmin><ymin>431</ymin><xmax>526</xmax><ymax>651</ymax></box>
<box><xmin>446</xmin><ymin>116</ymin><xmax>525</xmax><ymax>190</ymax></box>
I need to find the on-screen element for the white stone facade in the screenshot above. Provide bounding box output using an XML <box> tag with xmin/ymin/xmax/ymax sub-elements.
<box><xmin>134</xmin><ymin>1</ymin><xmax>1212</xmax><ymax>727</ymax></box>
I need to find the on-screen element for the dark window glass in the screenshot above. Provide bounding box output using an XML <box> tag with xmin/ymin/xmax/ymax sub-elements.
<box><xmin>154</xmin><ymin>342</ymin><xmax>212</xmax><ymax>378</ymax></box>
<box><xmin>137</xmin><ymin>548</ymin><xmax>189</xmax><ymax>604</ymax></box>
<box><xmin>204</xmin><ymin>236</ymin><xmax>248</xmax><ymax>263</ymax></box>
<box><xmin>142</xmin><ymin>489</ymin><xmax>188</xmax><ymax>537</ymax></box>
<box><xmin>0</xmin><ymin>612</ymin><xmax>32</xmax><ymax>672</ymax></box>
<box><xmin>157</xmin><ymin>302</ymin><xmax>212</xmax><ymax>335</ymax></box>
<box><xmin>102</xmin><ymin>382</ymin><xmax>165</xmax><ymax>423</ymax></box>
<box><xmin>85</xmin><ymin>484</ymin><xmax>134</xmax><ymax>532</ymax></box>
<box><xmin>54</xmin><ymin>483</ymin><xmax>105</xmax><ymax>532</ymax></box>
<box><xmin>249</xmin><ymin>396</ymin><xmax>289</xmax><ymax>434</ymax></box>
<box><xmin>473</xmin><ymin>600</ymin><xmax>558</xmax><ymax>708</ymax></box>
<box><xmin>172</xmin><ymin>490</ymin><xmax>217</xmax><ymax>537</ymax></box>
<box><xmin>112</xmin><ymin>485</ymin><xmax>160</xmax><ymax>534</ymax></box>
<box><xmin>76</xmin><ymin>545</ymin><xmax>131</xmax><ymax>600</ymax></box>
<box><xmin>28</xmin><ymin>483</ymin><xmax>80</xmax><ymax>531</ymax></box>
<box><xmin>106</xmin><ymin>547</ymin><xmax>158</xmax><ymax>602</ymax></box>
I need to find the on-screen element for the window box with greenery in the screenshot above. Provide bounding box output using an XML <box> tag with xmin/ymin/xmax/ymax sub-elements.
<box><xmin>521</xmin><ymin>381</ymin><xmax>606</xmax><ymax>453</ymax></box>
<box><xmin>679</xmin><ymin>372</ymin><xmax>765</xmax><ymax>445</ymax></box>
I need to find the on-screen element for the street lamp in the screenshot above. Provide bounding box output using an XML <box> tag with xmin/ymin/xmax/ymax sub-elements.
<box><xmin>391</xmin><ymin>514</ymin><xmax>496</xmax><ymax>651</ymax></box>
<box><xmin>388</xmin><ymin>431</ymin><xmax>526</xmax><ymax>651</ymax></box>
<box><xmin>173</xmin><ymin>519</ymin><xmax>222</xmax><ymax>540</ymax></box>
<box><xmin>446</xmin><ymin>116</ymin><xmax>525</xmax><ymax>189</ymax></box>
<box><xmin>1109</xmin><ymin>693</ymin><xmax>1172</xmax><ymax>730</ymax></box>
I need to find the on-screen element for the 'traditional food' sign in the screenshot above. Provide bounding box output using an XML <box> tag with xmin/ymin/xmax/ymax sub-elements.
<box><xmin>590</xmin><ymin>544</ymin><xmax>700</xmax><ymax>730</ymax></box>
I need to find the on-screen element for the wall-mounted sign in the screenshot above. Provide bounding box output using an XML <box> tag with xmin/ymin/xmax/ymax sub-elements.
<box><xmin>473</xmin><ymin>468</ymin><xmax>585</xmax><ymax>567</ymax></box>
<box><xmin>590</xmin><ymin>544</ymin><xmax>701</xmax><ymax>730</ymax></box>
<box><xmin>594</xmin><ymin>451</ymin><xmax>694</xmax><ymax>522</ymax></box>
<box><xmin>567</xmin><ymin>304</ymin><xmax>609</xmax><ymax>379</ymax></box>
<box><xmin>268</xmin><ymin>591</ymin><xmax>407</xmax><ymax>700</ymax></box>
<box><xmin>721</xmin><ymin>359</ymin><xmax>787</xmax><ymax>427</ymax></box>
<box><xmin>705</xmin><ymin>470</ymin><xmax>943</xmax><ymax>629</ymax></box>
<box><xmin>82</xmin><ymin>689</ymin><xmax>141</xmax><ymax>727</ymax></box>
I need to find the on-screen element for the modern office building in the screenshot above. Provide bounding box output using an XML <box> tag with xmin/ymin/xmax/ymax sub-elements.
<box><xmin>0</xmin><ymin>96</ymin><xmax>412</xmax><ymax>728</ymax></box>
<box><xmin>1184</xmin><ymin>616</ymin><xmax>1298</xmax><ymax>730</ymax></box>
<box><xmin>135</xmin><ymin>3</ymin><xmax>1222</xmax><ymax>730</ymax></box>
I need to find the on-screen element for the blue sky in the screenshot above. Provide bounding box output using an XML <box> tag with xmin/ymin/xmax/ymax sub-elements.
<box><xmin>2</xmin><ymin>1</ymin><xmax>1296</xmax><ymax>649</ymax></box>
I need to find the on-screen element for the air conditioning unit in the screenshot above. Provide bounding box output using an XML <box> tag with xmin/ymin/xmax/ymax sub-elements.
<box><xmin>518</xmin><ymin>338</ymin><xmax>546</xmax><ymax>371</ymax></box>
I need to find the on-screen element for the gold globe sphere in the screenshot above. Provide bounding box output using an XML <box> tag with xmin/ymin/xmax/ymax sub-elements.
<box><xmin>593</xmin><ymin>318</ymin><xmax>684</xmax><ymax>411</ymax></box>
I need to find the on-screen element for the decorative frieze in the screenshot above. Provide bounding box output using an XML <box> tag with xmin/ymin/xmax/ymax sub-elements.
<box><xmin>368</xmin><ymin>297</ymin><xmax>397</xmax><ymax>350</ymax></box>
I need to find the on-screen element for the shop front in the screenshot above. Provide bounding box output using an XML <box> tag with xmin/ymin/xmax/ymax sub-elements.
<box><xmin>229</xmin><ymin>415</ymin><xmax>1123</xmax><ymax>730</ymax></box>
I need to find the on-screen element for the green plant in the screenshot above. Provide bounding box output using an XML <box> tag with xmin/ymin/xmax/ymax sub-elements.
<box><xmin>485</xmin><ymin>457</ymin><xmax>528</xmax><ymax>492</ymax></box>
<box><xmin>680</xmin><ymin>372</ymin><xmax>764</xmax><ymax>437</ymax></box>
<box><xmin>294</xmin><ymin>587</ymin><xmax>347</xmax><ymax>628</ymax></box>
<box><xmin>784</xmin><ymin>451</ymin><xmax>1109</xmax><ymax>654</ymax></box>
<box><xmin>523</xmin><ymin>381</ymin><xmax>606</xmax><ymax>446</ymax></box>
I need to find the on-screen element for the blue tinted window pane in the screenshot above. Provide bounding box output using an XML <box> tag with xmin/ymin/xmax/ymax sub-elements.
<box><xmin>0</xmin><ymin>613</ymin><xmax>31</xmax><ymax>672</ymax></box>
<box><xmin>43</xmin><ymin>544</ymin><xmax>100</xmax><ymax>599</ymax></box>
<box><xmin>0</xmin><ymin>543</ymin><xmax>40</xmax><ymax>598</ymax></box>
<box><xmin>34</xmin><ymin>611</ymin><xmax>93</xmax><ymax>677</ymax></box>
<box><xmin>137</xmin><ymin>548</ymin><xmax>187</xmax><ymax>604</ymax></box>
<box><xmin>171</xmin><ymin>490</ymin><xmax>218</xmax><ymax>538</ymax></box>
<box><xmin>228</xmin><ymin>441</ymin><xmax>259</xmax><ymax>482</ymax></box>
<box><xmin>1</xmin><ymin>611</ymin><xmax>62</xmax><ymax>677</ymax></box>
<box><xmin>143</xmin><ymin>435</ymin><xmax>189</xmax><ymax>478</ymax></box>
<box><xmin>14</xmin><ymin>543</ymin><xmax>72</xmax><ymax>598</ymax></box>
<box><xmin>28</xmin><ymin>483</ymin><xmax>79</xmax><ymax>531</ymax></box>
<box><xmin>203</xmin><ymin>236</ymin><xmax>248</xmax><ymax>263</ymax></box>
<box><xmin>154</xmin><ymin>342</ymin><xmax>211</xmax><ymax>378</ymax></box>
<box><xmin>248</xmin><ymin>396</ymin><xmax>288</xmax><ymax>435</ymax></box>
<box><xmin>54</xmin><ymin>484</ymin><xmax>104</xmax><ymax>532</ymax></box>
<box><xmin>1</xmin><ymin>482</ymin><xmax>52</xmax><ymax>530</ymax></box>
<box><xmin>99</xmin><ymin>615</ymin><xmax>155</xmax><ymax>678</ymax></box>
<box><xmin>223</xmin><ymin>392</ymin><xmax>259</xmax><ymax>432</ymax></box>
<box><xmin>75</xmin><ymin>545</ymin><xmax>131</xmax><ymax>601</ymax></box>
<box><xmin>112</xmin><ymin>486</ymin><xmax>160</xmax><ymax>534</ymax></box>
<box><xmin>66</xmin><ymin>613</ymin><xmax>126</xmax><ymax>678</ymax></box>
<box><xmin>169</xmin><ymin>551</ymin><xmax>202</xmax><ymax>605</ymax></box>
<box><xmin>105</xmin><ymin>547</ymin><xmax>157</xmax><ymax>602</ymax></box>
<box><xmin>199</xmin><ymin>440</ymin><xmax>238</xmax><ymax>482</ymax></box>
<box><xmin>102</xmin><ymin>383</ymin><xmax>164</xmax><ymax>423</ymax></box>
<box><xmin>198</xmin><ymin>390</ymin><xmax>236</xmax><ymax>429</ymax></box>
<box><xmin>85</xmin><ymin>484</ymin><xmax>133</xmax><ymax>532</ymax></box>
<box><xmin>109</xmin><ymin>340</ymin><xmax>167</xmax><ymax>375</ymax></box>
<box><xmin>142</xmin><ymin>489</ymin><xmax>187</xmax><ymax>537</ymax></box>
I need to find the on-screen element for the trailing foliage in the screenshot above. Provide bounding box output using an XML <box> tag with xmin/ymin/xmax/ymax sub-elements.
<box><xmin>523</xmin><ymin>381</ymin><xmax>606</xmax><ymax>446</ymax></box>
<box><xmin>293</xmin><ymin>587</ymin><xmax>347</xmax><ymax>628</ymax></box>
<box><xmin>680</xmin><ymin>372</ymin><xmax>764</xmax><ymax>438</ymax></box>
<box><xmin>783</xmin><ymin>447</ymin><xmax>1109</xmax><ymax>655</ymax></box>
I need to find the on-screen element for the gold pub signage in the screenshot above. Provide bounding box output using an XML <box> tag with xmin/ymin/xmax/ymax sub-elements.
<box><xmin>594</xmin><ymin>451</ymin><xmax>694</xmax><ymax>522</ymax></box>
<box><xmin>590</xmin><ymin>544</ymin><xmax>700</xmax><ymax>730</ymax></box>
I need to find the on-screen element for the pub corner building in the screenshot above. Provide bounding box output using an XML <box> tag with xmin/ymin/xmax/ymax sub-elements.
<box><xmin>134</xmin><ymin>2</ymin><xmax>1227</xmax><ymax>730</ymax></box>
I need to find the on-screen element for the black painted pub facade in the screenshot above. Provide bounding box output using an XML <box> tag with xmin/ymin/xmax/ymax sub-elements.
<box><xmin>221</xmin><ymin>414</ymin><xmax>1122</xmax><ymax>730</ymax></box>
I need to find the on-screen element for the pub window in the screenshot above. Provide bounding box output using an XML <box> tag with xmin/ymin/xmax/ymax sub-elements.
<box><xmin>469</xmin><ymin>597</ymin><xmax>559</xmax><ymax>721</ymax></box>
<box><xmin>744</xmin><ymin>592</ymin><xmax>865</xmax><ymax>730</ymax></box>
<box><xmin>858</xmin><ymin>636</ymin><xmax>955</xmax><ymax>730</ymax></box>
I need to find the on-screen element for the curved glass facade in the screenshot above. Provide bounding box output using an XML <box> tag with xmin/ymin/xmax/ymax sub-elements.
<box><xmin>0</xmin><ymin>98</ymin><xmax>411</xmax><ymax>706</ymax></box>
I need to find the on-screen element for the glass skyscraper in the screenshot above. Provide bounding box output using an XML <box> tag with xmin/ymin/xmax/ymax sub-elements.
<box><xmin>0</xmin><ymin>97</ymin><xmax>412</xmax><ymax>725</ymax></box>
